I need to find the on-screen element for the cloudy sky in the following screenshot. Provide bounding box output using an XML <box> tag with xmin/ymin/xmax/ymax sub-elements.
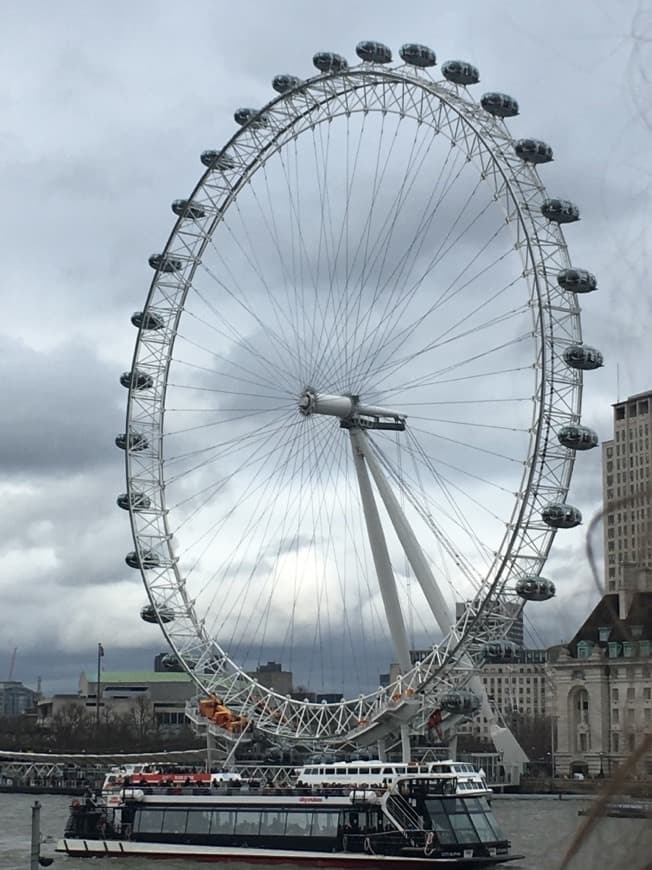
<box><xmin>1</xmin><ymin>0</ymin><xmax>651</xmax><ymax>697</ymax></box>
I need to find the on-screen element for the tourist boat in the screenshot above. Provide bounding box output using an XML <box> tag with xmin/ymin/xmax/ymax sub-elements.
<box><xmin>56</xmin><ymin>761</ymin><xmax>521</xmax><ymax>866</ymax></box>
<box><xmin>578</xmin><ymin>800</ymin><xmax>652</xmax><ymax>819</ymax></box>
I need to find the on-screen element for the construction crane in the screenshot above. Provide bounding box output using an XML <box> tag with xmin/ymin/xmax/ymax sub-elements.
<box><xmin>7</xmin><ymin>647</ymin><xmax>17</xmax><ymax>681</ymax></box>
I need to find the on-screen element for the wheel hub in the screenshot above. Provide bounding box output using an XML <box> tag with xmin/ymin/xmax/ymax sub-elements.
<box><xmin>298</xmin><ymin>390</ymin><xmax>407</xmax><ymax>430</ymax></box>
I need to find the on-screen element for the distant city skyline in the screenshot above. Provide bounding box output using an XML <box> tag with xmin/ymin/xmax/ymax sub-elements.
<box><xmin>1</xmin><ymin>1</ymin><xmax>651</xmax><ymax>695</ymax></box>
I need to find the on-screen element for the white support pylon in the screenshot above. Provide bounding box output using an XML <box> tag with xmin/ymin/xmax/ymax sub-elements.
<box><xmin>349</xmin><ymin>431</ymin><xmax>412</xmax><ymax>675</ymax></box>
<box><xmin>352</xmin><ymin>428</ymin><xmax>453</xmax><ymax>636</ymax></box>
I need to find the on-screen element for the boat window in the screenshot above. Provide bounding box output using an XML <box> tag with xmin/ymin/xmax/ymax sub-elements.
<box><xmin>210</xmin><ymin>811</ymin><xmax>236</xmax><ymax>834</ymax></box>
<box><xmin>135</xmin><ymin>809</ymin><xmax>163</xmax><ymax>833</ymax></box>
<box><xmin>285</xmin><ymin>811</ymin><xmax>312</xmax><ymax>835</ymax></box>
<box><xmin>234</xmin><ymin>811</ymin><xmax>261</xmax><ymax>835</ymax></box>
<box><xmin>162</xmin><ymin>810</ymin><xmax>188</xmax><ymax>834</ymax></box>
<box><xmin>429</xmin><ymin>812</ymin><xmax>457</xmax><ymax>845</ymax></box>
<box><xmin>382</xmin><ymin>767</ymin><xmax>394</xmax><ymax>775</ymax></box>
<box><xmin>259</xmin><ymin>810</ymin><xmax>287</xmax><ymax>835</ymax></box>
<box><xmin>470</xmin><ymin>812</ymin><xmax>500</xmax><ymax>843</ymax></box>
<box><xmin>325</xmin><ymin>767</ymin><xmax>335</xmax><ymax>775</ymax></box>
<box><xmin>311</xmin><ymin>812</ymin><xmax>339</xmax><ymax>837</ymax></box>
<box><xmin>427</xmin><ymin>798</ymin><xmax>444</xmax><ymax>815</ymax></box>
<box><xmin>448</xmin><ymin>812</ymin><xmax>480</xmax><ymax>843</ymax></box>
<box><xmin>186</xmin><ymin>810</ymin><xmax>211</xmax><ymax>834</ymax></box>
<box><xmin>443</xmin><ymin>798</ymin><xmax>468</xmax><ymax>814</ymax></box>
<box><xmin>463</xmin><ymin>798</ymin><xmax>483</xmax><ymax>813</ymax></box>
<box><xmin>358</xmin><ymin>767</ymin><xmax>369</xmax><ymax>775</ymax></box>
<box><xmin>348</xmin><ymin>767</ymin><xmax>359</xmax><ymax>776</ymax></box>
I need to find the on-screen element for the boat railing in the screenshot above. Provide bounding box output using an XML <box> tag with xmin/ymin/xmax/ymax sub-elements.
<box><xmin>115</xmin><ymin>783</ymin><xmax>380</xmax><ymax>800</ymax></box>
<box><xmin>381</xmin><ymin>792</ymin><xmax>426</xmax><ymax>836</ymax></box>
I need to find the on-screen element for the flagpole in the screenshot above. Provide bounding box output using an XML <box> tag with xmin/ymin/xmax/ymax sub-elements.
<box><xmin>96</xmin><ymin>643</ymin><xmax>103</xmax><ymax>731</ymax></box>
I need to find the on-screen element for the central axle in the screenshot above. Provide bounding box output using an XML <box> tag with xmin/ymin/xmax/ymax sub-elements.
<box><xmin>298</xmin><ymin>390</ymin><xmax>406</xmax><ymax>430</ymax></box>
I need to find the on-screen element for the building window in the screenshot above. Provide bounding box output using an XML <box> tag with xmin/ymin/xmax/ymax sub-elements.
<box><xmin>612</xmin><ymin>733</ymin><xmax>619</xmax><ymax>752</ymax></box>
<box><xmin>628</xmin><ymin>733</ymin><xmax>636</xmax><ymax>752</ymax></box>
<box><xmin>612</xmin><ymin>688</ymin><xmax>619</xmax><ymax>702</ymax></box>
<box><xmin>627</xmin><ymin>687</ymin><xmax>635</xmax><ymax>701</ymax></box>
<box><xmin>644</xmin><ymin>687</ymin><xmax>651</xmax><ymax>701</ymax></box>
<box><xmin>612</xmin><ymin>708</ymin><xmax>619</xmax><ymax>723</ymax></box>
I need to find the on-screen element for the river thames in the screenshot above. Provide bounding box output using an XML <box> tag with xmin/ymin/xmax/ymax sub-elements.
<box><xmin>1</xmin><ymin>792</ymin><xmax>649</xmax><ymax>869</ymax></box>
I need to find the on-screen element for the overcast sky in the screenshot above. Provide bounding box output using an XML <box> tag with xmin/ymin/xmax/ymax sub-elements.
<box><xmin>1</xmin><ymin>0</ymin><xmax>651</xmax><ymax>696</ymax></box>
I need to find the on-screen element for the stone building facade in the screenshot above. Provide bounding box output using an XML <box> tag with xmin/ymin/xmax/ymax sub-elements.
<box><xmin>548</xmin><ymin>587</ymin><xmax>652</xmax><ymax>777</ymax></box>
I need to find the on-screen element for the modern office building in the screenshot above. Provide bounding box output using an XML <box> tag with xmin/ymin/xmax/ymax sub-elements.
<box><xmin>0</xmin><ymin>681</ymin><xmax>38</xmax><ymax>716</ymax></box>
<box><xmin>603</xmin><ymin>389</ymin><xmax>652</xmax><ymax>593</ymax></box>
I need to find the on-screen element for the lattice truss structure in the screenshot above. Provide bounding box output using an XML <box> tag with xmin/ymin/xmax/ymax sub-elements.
<box><xmin>118</xmin><ymin>44</ymin><xmax>600</xmax><ymax>746</ymax></box>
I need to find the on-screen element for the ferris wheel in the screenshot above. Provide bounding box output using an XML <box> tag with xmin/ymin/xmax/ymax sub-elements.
<box><xmin>117</xmin><ymin>41</ymin><xmax>603</xmax><ymax>747</ymax></box>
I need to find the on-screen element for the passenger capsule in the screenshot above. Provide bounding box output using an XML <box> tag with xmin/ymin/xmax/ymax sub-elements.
<box><xmin>514</xmin><ymin>138</ymin><xmax>553</xmax><ymax>164</ymax></box>
<box><xmin>126</xmin><ymin>550</ymin><xmax>161</xmax><ymax>570</ymax></box>
<box><xmin>312</xmin><ymin>52</ymin><xmax>348</xmax><ymax>73</ymax></box>
<box><xmin>140</xmin><ymin>604</ymin><xmax>175</xmax><ymax>624</ymax></box>
<box><xmin>399</xmin><ymin>43</ymin><xmax>437</xmax><ymax>67</ymax></box>
<box><xmin>483</xmin><ymin>640</ymin><xmax>521</xmax><ymax>660</ymax></box>
<box><xmin>515</xmin><ymin>575</ymin><xmax>556</xmax><ymax>602</ymax></box>
<box><xmin>355</xmin><ymin>41</ymin><xmax>392</xmax><ymax>64</ymax></box>
<box><xmin>563</xmin><ymin>344</ymin><xmax>604</xmax><ymax>370</ymax></box>
<box><xmin>115</xmin><ymin>432</ymin><xmax>149</xmax><ymax>452</ymax></box>
<box><xmin>440</xmin><ymin>689</ymin><xmax>480</xmax><ymax>715</ymax></box>
<box><xmin>272</xmin><ymin>74</ymin><xmax>303</xmax><ymax>93</ymax></box>
<box><xmin>171</xmin><ymin>199</ymin><xmax>205</xmax><ymax>219</ymax></box>
<box><xmin>200</xmin><ymin>150</ymin><xmax>235</xmax><ymax>170</ymax></box>
<box><xmin>557</xmin><ymin>424</ymin><xmax>599</xmax><ymax>451</ymax></box>
<box><xmin>541</xmin><ymin>199</ymin><xmax>580</xmax><ymax>224</ymax></box>
<box><xmin>441</xmin><ymin>60</ymin><xmax>479</xmax><ymax>85</ymax></box>
<box><xmin>556</xmin><ymin>268</ymin><xmax>597</xmax><ymax>293</ymax></box>
<box><xmin>541</xmin><ymin>503</ymin><xmax>582</xmax><ymax>529</ymax></box>
<box><xmin>131</xmin><ymin>310</ymin><xmax>164</xmax><ymax>331</ymax></box>
<box><xmin>119</xmin><ymin>369</ymin><xmax>153</xmax><ymax>390</ymax></box>
<box><xmin>480</xmin><ymin>92</ymin><xmax>519</xmax><ymax>117</ymax></box>
<box><xmin>148</xmin><ymin>253</ymin><xmax>183</xmax><ymax>273</ymax></box>
<box><xmin>233</xmin><ymin>108</ymin><xmax>268</xmax><ymax>127</ymax></box>
<box><xmin>116</xmin><ymin>492</ymin><xmax>152</xmax><ymax>511</ymax></box>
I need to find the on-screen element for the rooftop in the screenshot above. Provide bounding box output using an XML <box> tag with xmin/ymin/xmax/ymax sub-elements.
<box><xmin>568</xmin><ymin>592</ymin><xmax>652</xmax><ymax>655</ymax></box>
<box><xmin>86</xmin><ymin>671</ymin><xmax>192</xmax><ymax>685</ymax></box>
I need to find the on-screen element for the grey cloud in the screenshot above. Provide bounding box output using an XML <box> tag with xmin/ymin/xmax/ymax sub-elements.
<box><xmin>0</xmin><ymin>337</ymin><xmax>124</xmax><ymax>475</ymax></box>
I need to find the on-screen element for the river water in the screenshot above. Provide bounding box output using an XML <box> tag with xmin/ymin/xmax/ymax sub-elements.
<box><xmin>1</xmin><ymin>792</ymin><xmax>649</xmax><ymax>870</ymax></box>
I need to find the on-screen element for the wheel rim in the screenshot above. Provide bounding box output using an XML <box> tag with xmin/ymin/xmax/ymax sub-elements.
<box><xmin>124</xmin><ymin>62</ymin><xmax>583</xmax><ymax>742</ymax></box>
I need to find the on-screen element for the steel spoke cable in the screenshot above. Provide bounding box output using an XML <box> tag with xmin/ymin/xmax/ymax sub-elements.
<box><xmin>168</xmin><ymin>414</ymin><xmax>304</xmax><ymax>534</ymax></box>
<box><xmin>177</xmin><ymin>306</ymin><xmax>295</xmax><ymax>393</ymax></box>
<box><xmin>164</xmin><ymin>411</ymin><xmax>298</xmax><ymax>482</ymax></box>
<box><xmin>210</xmin><ymin>184</ymin><xmax>308</xmax><ymax>374</ymax></box>
<box><xmin>351</xmin><ymin>225</ymin><xmax>515</xmax><ymax>392</ymax></box>
<box><xmin>350</xmin><ymin>165</ymin><xmax>489</xmax><ymax>390</ymax></box>
<box><xmin>321</xmin><ymin>118</ymin><xmax>439</xmax><ymax>387</ymax></box>
<box><xmin>187</xmin><ymin>282</ymin><xmax>298</xmax><ymax>388</ymax></box>
<box><xmin>324</xmin><ymin>117</ymin><xmax>444</xmax><ymax>389</ymax></box>
<box><xmin>380</xmin><ymin>431</ymin><xmax>498</xmax><ymax>562</ymax></box>
<box><xmin>197</xmin><ymin>259</ymin><xmax>301</xmax><ymax>384</ymax></box>
<box><xmin>356</xmin><ymin>205</ymin><xmax>512</xmax><ymax>380</ymax></box>
<box><xmin>370</xmin><ymin>323</ymin><xmax>532</xmax><ymax>400</ymax></box>
<box><xmin>406</xmin><ymin>413</ymin><xmax>529</xmax><ymax>434</ymax></box>
<box><xmin>340</xmin><ymin>136</ymin><xmax>473</xmax><ymax>388</ymax></box>
<box><xmin>320</xmin><ymin>112</ymin><xmax>406</xmax><ymax>388</ymax></box>
<box><xmin>164</xmin><ymin>405</ymin><xmax>289</xmax><ymax>438</ymax></box>
<box><xmin>170</xmin><ymin>351</ymin><xmax>288</xmax><ymax>396</ymax></box>
<box><xmin>376</xmin><ymin>431</ymin><xmax>493</xmax><ymax>579</ymax></box>
<box><xmin>409</xmin><ymin>424</ymin><xmax>526</xmax><ymax>465</ymax></box>
<box><xmin>222</xmin><ymin>414</ymin><xmax>319</xmax><ymax>662</ymax></box>
<box><xmin>202</xmin><ymin>418</ymin><xmax>330</xmax><ymax>636</ymax></box>
<box><xmin>207</xmin><ymin>420</ymin><xmax>330</xmax><ymax>637</ymax></box>
<box><xmin>369</xmin><ymin>434</ymin><xmax>484</xmax><ymax>593</ymax></box>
